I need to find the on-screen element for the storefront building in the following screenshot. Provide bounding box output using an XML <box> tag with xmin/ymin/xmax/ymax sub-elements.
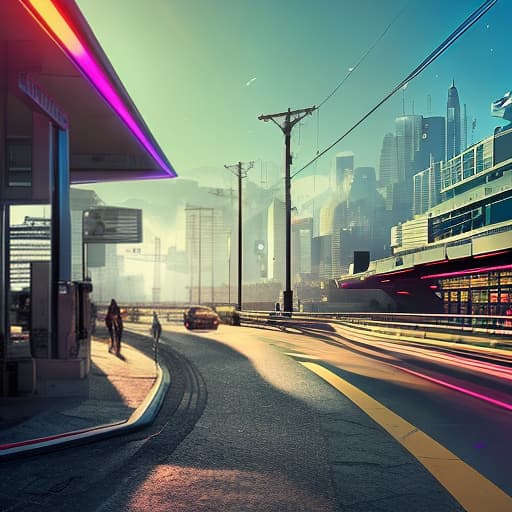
<box><xmin>1</xmin><ymin>0</ymin><xmax>176</xmax><ymax>395</ymax></box>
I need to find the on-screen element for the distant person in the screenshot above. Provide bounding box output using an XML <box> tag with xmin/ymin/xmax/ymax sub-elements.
<box><xmin>275</xmin><ymin>302</ymin><xmax>281</xmax><ymax>315</ymax></box>
<box><xmin>105</xmin><ymin>298</ymin><xmax>123</xmax><ymax>355</ymax></box>
<box><xmin>151</xmin><ymin>311</ymin><xmax>162</xmax><ymax>344</ymax></box>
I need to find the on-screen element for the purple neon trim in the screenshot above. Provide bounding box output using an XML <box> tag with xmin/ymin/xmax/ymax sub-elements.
<box><xmin>22</xmin><ymin>0</ymin><xmax>176</xmax><ymax>178</ymax></box>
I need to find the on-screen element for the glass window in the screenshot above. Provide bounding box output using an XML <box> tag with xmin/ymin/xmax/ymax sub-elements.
<box><xmin>482</xmin><ymin>139</ymin><xmax>493</xmax><ymax>170</ymax></box>
<box><xmin>475</xmin><ymin>143</ymin><xmax>485</xmax><ymax>173</ymax></box>
<box><xmin>8</xmin><ymin>205</ymin><xmax>51</xmax><ymax>357</ymax></box>
<box><xmin>6</xmin><ymin>137</ymin><xmax>32</xmax><ymax>187</ymax></box>
<box><xmin>463</xmin><ymin>150</ymin><xmax>474</xmax><ymax>179</ymax></box>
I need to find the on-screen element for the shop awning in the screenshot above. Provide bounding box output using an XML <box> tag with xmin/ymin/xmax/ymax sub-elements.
<box><xmin>1</xmin><ymin>0</ymin><xmax>177</xmax><ymax>183</ymax></box>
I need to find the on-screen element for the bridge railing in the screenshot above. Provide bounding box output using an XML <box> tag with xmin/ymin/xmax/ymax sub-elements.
<box><xmin>237</xmin><ymin>310</ymin><xmax>512</xmax><ymax>348</ymax></box>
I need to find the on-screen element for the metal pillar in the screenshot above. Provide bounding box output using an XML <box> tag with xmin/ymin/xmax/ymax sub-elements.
<box><xmin>51</xmin><ymin>127</ymin><xmax>71</xmax><ymax>358</ymax></box>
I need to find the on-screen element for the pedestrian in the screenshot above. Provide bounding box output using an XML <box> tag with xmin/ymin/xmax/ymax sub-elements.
<box><xmin>105</xmin><ymin>298</ymin><xmax>123</xmax><ymax>355</ymax></box>
<box><xmin>151</xmin><ymin>311</ymin><xmax>162</xmax><ymax>364</ymax></box>
<box><xmin>151</xmin><ymin>311</ymin><xmax>162</xmax><ymax>343</ymax></box>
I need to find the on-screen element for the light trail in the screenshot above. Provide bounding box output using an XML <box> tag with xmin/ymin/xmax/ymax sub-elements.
<box><xmin>393</xmin><ymin>364</ymin><xmax>512</xmax><ymax>412</ymax></box>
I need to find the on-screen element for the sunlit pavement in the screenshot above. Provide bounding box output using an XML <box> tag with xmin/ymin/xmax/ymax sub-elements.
<box><xmin>2</xmin><ymin>322</ymin><xmax>509</xmax><ymax>511</ymax></box>
<box><xmin>115</xmin><ymin>322</ymin><xmax>472</xmax><ymax>512</ymax></box>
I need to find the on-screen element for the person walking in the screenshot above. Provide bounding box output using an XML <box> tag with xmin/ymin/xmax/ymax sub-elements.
<box><xmin>105</xmin><ymin>299</ymin><xmax>123</xmax><ymax>355</ymax></box>
<box><xmin>151</xmin><ymin>311</ymin><xmax>162</xmax><ymax>344</ymax></box>
<box><xmin>151</xmin><ymin>311</ymin><xmax>162</xmax><ymax>364</ymax></box>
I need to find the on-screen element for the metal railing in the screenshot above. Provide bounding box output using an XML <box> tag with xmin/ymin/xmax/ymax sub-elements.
<box><xmin>237</xmin><ymin>310</ymin><xmax>512</xmax><ymax>348</ymax></box>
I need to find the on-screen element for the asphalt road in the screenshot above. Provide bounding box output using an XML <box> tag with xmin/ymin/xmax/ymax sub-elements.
<box><xmin>1</xmin><ymin>322</ymin><xmax>509</xmax><ymax>511</ymax></box>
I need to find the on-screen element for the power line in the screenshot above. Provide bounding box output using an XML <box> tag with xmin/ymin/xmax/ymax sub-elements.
<box><xmin>318</xmin><ymin>1</ymin><xmax>410</xmax><ymax>109</ymax></box>
<box><xmin>291</xmin><ymin>0</ymin><xmax>498</xmax><ymax>180</ymax></box>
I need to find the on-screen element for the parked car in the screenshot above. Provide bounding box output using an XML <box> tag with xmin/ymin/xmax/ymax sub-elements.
<box><xmin>183</xmin><ymin>306</ymin><xmax>220</xmax><ymax>330</ymax></box>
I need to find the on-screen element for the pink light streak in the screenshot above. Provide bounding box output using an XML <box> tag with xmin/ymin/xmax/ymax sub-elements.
<box><xmin>393</xmin><ymin>364</ymin><xmax>512</xmax><ymax>412</ymax></box>
<box><xmin>381</xmin><ymin>340</ymin><xmax>512</xmax><ymax>382</ymax></box>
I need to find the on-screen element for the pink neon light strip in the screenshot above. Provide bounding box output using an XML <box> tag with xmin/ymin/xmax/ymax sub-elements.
<box><xmin>421</xmin><ymin>263</ymin><xmax>512</xmax><ymax>280</ymax></box>
<box><xmin>22</xmin><ymin>0</ymin><xmax>176</xmax><ymax>178</ymax></box>
<box><xmin>378</xmin><ymin>339</ymin><xmax>512</xmax><ymax>381</ymax></box>
<box><xmin>393</xmin><ymin>364</ymin><xmax>512</xmax><ymax>412</ymax></box>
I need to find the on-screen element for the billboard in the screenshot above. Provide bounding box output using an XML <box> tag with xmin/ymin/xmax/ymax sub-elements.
<box><xmin>82</xmin><ymin>207</ymin><xmax>142</xmax><ymax>244</ymax></box>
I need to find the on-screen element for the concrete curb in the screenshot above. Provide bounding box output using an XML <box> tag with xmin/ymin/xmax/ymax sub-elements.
<box><xmin>0</xmin><ymin>359</ymin><xmax>170</xmax><ymax>460</ymax></box>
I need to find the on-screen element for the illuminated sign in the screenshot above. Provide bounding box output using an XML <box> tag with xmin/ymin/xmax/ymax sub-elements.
<box><xmin>83</xmin><ymin>207</ymin><xmax>142</xmax><ymax>244</ymax></box>
<box><xmin>18</xmin><ymin>72</ymin><xmax>69</xmax><ymax>129</ymax></box>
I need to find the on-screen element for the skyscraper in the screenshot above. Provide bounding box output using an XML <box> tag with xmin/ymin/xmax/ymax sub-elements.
<box><xmin>267</xmin><ymin>199</ymin><xmax>285</xmax><ymax>284</ymax></box>
<box><xmin>420</xmin><ymin>116</ymin><xmax>445</xmax><ymax>166</ymax></box>
<box><xmin>378</xmin><ymin>133</ymin><xmax>398</xmax><ymax>188</ymax></box>
<box><xmin>446</xmin><ymin>80</ymin><xmax>461</xmax><ymax>160</ymax></box>
<box><xmin>395</xmin><ymin>115</ymin><xmax>423</xmax><ymax>183</ymax></box>
<box><xmin>334</xmin><ymin>152</ymin><xmax>354</xmax><ymax>192</ymax></box>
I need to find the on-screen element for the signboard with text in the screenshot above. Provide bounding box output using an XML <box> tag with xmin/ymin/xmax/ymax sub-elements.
<box><xmin>82</xmin><ymin>207</ymin><xmax>142</xmax><ymax>244</ymax></box>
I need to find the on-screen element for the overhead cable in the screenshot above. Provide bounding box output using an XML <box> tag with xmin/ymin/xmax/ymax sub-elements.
<box><xmin>291</xmin><ymin>0</ymin><xmax>498</xmax><ymax>179</ymax></box>
<box><xmin>318</xmin><ymin>1</ymin><xmax>410</xmax><ymax>109</ymax></box>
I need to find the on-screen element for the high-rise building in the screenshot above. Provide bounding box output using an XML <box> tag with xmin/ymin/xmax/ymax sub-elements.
<box><xmin>395</xmin><ymin>115</ymin><xmax>423</xmax><ymax>182</ymax></box>
<box><xmin>446</xmin><ymin>80</ymin><xmax>461</xmax><ymax>160</ymax></box>
<box><xmin>378</xmin><ymin>133</ymin><xmax>398</xmax><ymax>188</ymax></box>
<box><xmin>420</xmin><ymin>116</ymin><xmax>445</xmax><ymax>165</ymax></box>
<box><xmin>413</xmin><ymin>160</ymin><xmax>442</xmax><ymax>215</ymax></box>
<box><xmin>292</xmin><ymin>217</ymin><xmax>313</xmax><ymax>281</ymax></box>
<box><xmin>350</xmin><ymin>167</ymin><xmax>377</xmax><ymax>203</ymax></box>
<box><xmin>267</xmin><ymin>199</ymin><xmax>285</xmax><ymax>284</ymax></box>
<box><xmin>334</xmin><ymin>152</ymin><xmax>354</xmax><ymax>192</ymax></box>
<box><xmin>395</xmin><ymin>114</ymin><xmax>423</xmax><ymax>217</ymax></box>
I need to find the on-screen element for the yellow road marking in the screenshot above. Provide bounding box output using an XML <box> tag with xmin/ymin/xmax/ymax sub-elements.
<box><xmin>301</xmin><ymin>361</ymin><xmax>512</xmax><ymax>512</ymax></box>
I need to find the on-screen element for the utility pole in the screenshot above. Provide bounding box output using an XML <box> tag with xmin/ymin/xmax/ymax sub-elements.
<box><xmin>224</xmin><ymin>161</ymin><xmax>254</xmax><ymax>311</ymax></box>
<box><xmin>258</xmin><ymin>106</ymin><xmax>316</xmax><ymax>312</ymax></box>
<box><xmin>185</xmin><ymin>205</ymin><xmax>214</xmax><ymax>305</ymax></box>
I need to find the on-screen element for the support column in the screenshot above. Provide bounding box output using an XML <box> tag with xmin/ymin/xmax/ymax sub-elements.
<box><xmin>0</xmin><ymin>206</ymin><xmax>8</xmax><ymax>395</ymax></box>
<box><xmin>51</xmin><ymin>127</ymin><xmax>71</xmax><ymax>359</ymax></box>
<box><xmin>0</xmin><ymin>42</ymin><xmax>7</xmax><ymax>393</ymax></box>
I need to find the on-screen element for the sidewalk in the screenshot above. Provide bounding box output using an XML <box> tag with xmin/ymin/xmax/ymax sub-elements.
<box><xmin>0</xmin><ymin>335</ymin><xmax>165</xmax><ymax>457</ymax></box>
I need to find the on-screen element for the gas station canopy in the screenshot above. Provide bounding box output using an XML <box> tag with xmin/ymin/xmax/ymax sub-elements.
<box><xmin>1</xmin><ymin>0</ymin><xmax>177</xmax><ymax>183</ymax></box>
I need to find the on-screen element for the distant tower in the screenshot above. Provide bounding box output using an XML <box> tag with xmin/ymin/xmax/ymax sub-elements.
<box><xmin>446</xmin><ymin>80</ymin><xmax>461</xmax><ymax>160</ymax></box>
<box><xmin>334</xmin><ymin>152</ymin><xmax>354</xmax><ymax>193</ymax></box>
<box><xmin>395</xmin><ymin>114</ymin><xmax>423</xmax><ymax>182</ymax></box>
<box><xmin>421</xmin><ymin>116</ymin><xmax>445</xmax><ymax>165</ymax></box>
<box><xmin>378</xmin><ymin>133</ymin><xmax>398</xmax><ymax>187</ymax></box>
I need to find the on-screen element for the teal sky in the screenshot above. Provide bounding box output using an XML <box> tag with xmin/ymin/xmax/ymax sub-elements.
<box><xmin>76</xmin><ymin>0</ymin><xmax>510</xmax><ymax>186</ymax></box>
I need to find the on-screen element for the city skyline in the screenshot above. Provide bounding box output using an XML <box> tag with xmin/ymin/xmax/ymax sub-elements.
<box><xmin>75</xmin><ymin>0</ymin><xmax>510</xmax><ymax>188</ymax></box>
<box><xmin>69</xmin><ymin>0</ymin><xmax>512</xmax><ymax>304</ymax></box>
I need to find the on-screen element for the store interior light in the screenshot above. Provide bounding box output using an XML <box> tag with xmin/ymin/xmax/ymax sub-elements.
<box><xmin>20</xmin><ymin>0</ymin><xmax>176</xmax><ymax>178</ymax></box>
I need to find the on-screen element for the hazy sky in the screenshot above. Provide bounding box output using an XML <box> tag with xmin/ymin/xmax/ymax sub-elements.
<box><xmin>76</xmin><ymin>0</ymin><xmax>510</xmax><ymax>187</ymax></box>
